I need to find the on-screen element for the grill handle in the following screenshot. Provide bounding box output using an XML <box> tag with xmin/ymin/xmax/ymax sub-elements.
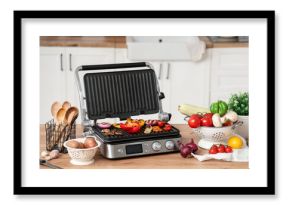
<box><xmin>80</xmin><ymin>62</ymin><xmax>147</xmax><ymax>71</ymax></box>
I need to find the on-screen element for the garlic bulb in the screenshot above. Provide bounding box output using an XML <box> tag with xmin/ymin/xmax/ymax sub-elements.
<box><xmin>49</xmin><ymin>150</ymin><xmax>60</xmax><ymax>159</ymax></box>
<box><xmin>40</xmin><ymin>150</ymin><xmax>49</xmax><ymax>158</ymax></box>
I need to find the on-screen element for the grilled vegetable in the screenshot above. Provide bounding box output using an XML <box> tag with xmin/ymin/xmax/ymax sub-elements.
<box><xmin>97</xmin><ymin>122</ymin><xmax>111</xmax><ymax>129</ymax></box>
<box><xmin>126</xmin><ymin>118</ymin><xmax>145</xmax><ymax>127</ymax></box>
<box><xmin>112</xmin><ymin>123</ymin><xmax>121</xmax><ymax>129</ymax></box>
<box><xmin>152</xmin><ymin>126</ymin><xmax>163</xmax><ymax>132</ymax></box>
<box><xmin>144</xmin><ymin>126</ymin><xmax>153</xmax><ymax>134</ymax></box>
<box><xmin>101</xmin><ymin>129</ymin><xmax>123</xmax><ymax>136</ymax></box>
<box><xmin>120</xmin><ymin>122</ymin><xmax>141</xmax><ymax>134</ymax></box>
<box><xmin>138</xmin><ymin>119</ymin><xmax>145</xmax><ymax>127</ymax></box>
<box><xmin>178</xmin><ymin>104</ymin><xmax>210</xmax><ymax>116</ymax></box>
<box><xmin>163</xmin><ymin>124</ymin><xmax>172</xmax><ymax>131</ymax></box>
<box><xmin>127</xmin><ymin>126</ymin><xmax>141</xmax><ymax>134</ymax></box>
<box><xmin>145</xmin><ymin>120</ymin><xmax>158</xmax><ymax>126</ymax></box>
<box><xmin>157</xmin><ymin>121</ymin><xmax>166</xmax><ymax>127</ymax></box>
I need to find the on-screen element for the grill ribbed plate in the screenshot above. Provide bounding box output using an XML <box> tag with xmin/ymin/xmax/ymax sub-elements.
<box><xmin>92</xmin><ymin>126</ymin><xmax>180</xmax><ymax>143</ymax></box>
<box><xmin>84</xmin><ymin>69</ymin><xmax>159</xmax><ymax>120</ymax></box>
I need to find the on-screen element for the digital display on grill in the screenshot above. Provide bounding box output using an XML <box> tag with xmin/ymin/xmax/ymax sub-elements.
<box><xmin>125</xmin><ymin>144</ymin><xmax>143</xmax><ymax>155</ymax></box>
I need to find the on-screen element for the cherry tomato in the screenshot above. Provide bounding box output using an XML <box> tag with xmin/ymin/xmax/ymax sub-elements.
<box><xmin>209</xmin><ymin>145</ymin><xmax>218</xmax><ymax>154</ymax></box>
<box><xmin>157</xmin><ymin>121</ymin><xmax>166</xmax><ymax>127</ymax></box>
<box><xmin>225</xmin><ymin>145</ymin><xmax>233</xmax><ymax>153</ymax></box>
<box><xmin>188</xmin><ymin>115</ymin><xmax>201</xmax><ymax>128</ymax></box>
<box><xmin>217</xmin><ymin>144</ymin><xmax>225</xmax><ymax>153</ymax></box>
<box><xmin>209</xmin><ymin>147</ymin><xmax>218</xmax><ymax>154</ymax></box>
<box><xmin>211</xmin><ymin>145</ymin><xmax>218</xmax><ymax>149</ymax></box>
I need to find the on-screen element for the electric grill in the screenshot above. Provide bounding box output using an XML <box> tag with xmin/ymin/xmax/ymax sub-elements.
<box><xmin>75</xmin><ymin>62</ymin><xmax>181</xmax><ymax>159</ymax></box>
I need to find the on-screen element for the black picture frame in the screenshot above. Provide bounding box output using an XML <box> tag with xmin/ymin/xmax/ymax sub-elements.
<box><xmin>14</xmin><ymin>10</ymin><xmax>275</xmax><ymax>195</ymax></box>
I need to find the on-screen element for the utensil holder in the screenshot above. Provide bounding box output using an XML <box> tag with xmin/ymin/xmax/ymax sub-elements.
<box><xmin>45</xmin><ymin>119</ymin><xmax>76</xmax><ymax>153</ymax></box>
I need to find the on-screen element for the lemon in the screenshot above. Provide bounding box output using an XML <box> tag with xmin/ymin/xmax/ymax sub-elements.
<box><xmin>227</xmin><ymin>136</ymin><xmax>244</xmax><ymax>149</ymax></box>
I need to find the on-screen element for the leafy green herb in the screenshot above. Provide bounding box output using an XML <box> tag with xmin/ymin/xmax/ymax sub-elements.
<box><xmin>228</xmin><ymin>92</ymin><xmax>249</xmax><ymax>116</ymax></box>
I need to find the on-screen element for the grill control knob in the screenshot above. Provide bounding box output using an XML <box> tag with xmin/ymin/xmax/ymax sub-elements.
<box><xmin>165</xmin><ymin>140</ymin><xmax>175</xmax><ymax>150</ymax></box>
<box><xmin>152</xmin><ymin>142</ymin><xmax>162</xmax><ymax>151</ymax></box>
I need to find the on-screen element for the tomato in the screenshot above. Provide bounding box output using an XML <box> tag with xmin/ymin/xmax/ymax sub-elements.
<box><xmin>163</xmin><ymin>124</ymin><xmax>172</xmax><ymax>131</ymax></box>
<box><xmin>194</xmin><ymin>114</ymin><xmax>203</xmax><ymax>119</ymax></box>
<box><xmin>209</xmin><ymin>145</ymin><xmax>218</xmax><ymax>154</ymax></box>
<box><xmin>202</xmin><ymin>113</ymin><xmax>213</xmax><ymax>119</ymax></box>
<box><xmin>225</xmin><ymin>145</ymin><xmax>233</xmax><ymax>153</ymax></box>
<box><xmin>188</xmin><ymin>115</ymin><xmax>201</xmax><ymax>128</ymax></box>
<box><xmin>217</xmin><ymin>144</ymin><xmax>225</xmax><ymax>153</ymax></box>
<box><xmin>223</xmin><ymin>120</ymin><xmax>232</xmax><ymax>127</ymax></box>
<box><xmin>157</xmin><ymin>121</ymin><xmax>166</xmax><ymax>127</ymax></box>
<box><xmin>200</xmin><ymin>116</ymin><xmax>213</xmax><ymax>127</ymax></box>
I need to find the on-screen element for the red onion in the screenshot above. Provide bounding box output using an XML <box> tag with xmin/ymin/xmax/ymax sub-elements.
<box><xmin>145</xmin><ymin>120</ymin><xmax>158</xmax><ymax>126</ymax></box>
<box><xmin>97</xmin><ymin>122</ymin><xmax>111</xmax><ymax>129</ymax></box>
<box><xmin>185</xmin><ymin>139</ymin><xmax>198</xmax><ymax>153</ymax></box>
<box><xmin>179</xmin><ymin>143</ymin><xmax>192</xmax><ymax>158</ymax></box>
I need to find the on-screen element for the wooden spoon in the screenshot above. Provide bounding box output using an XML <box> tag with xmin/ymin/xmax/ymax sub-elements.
<box><xmin>54</xmin><ymin>107</ymin><xmax>67</xmax><ymax>146</ymax></box>
<box><xmin>51</xmin><ymin>101</ymin><xmax>62</xmax><ymax>122</ymax></box>
<box><xmin>62</xmin><ymin>101</ymin><xmax>71</xmax><ymax>111</ymax></box>
<box><xmin>56</xmin><ymin>108</ymin><xmax>66</xmax><ymax>125</ymax></box>
<box><xmin>64</xmin><ymin>106</ymin><xmax>79</xmax><ymax>125</ymax></box>
<box><xmin>58</xmin><ymin>107</ymin><xmax>79</xmax><ymax>144</ymax></box>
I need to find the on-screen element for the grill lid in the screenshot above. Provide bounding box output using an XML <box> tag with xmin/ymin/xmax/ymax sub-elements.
<box><xmin>83</xmin><ymin>67</ymin><xmax>160</xmax><ymax>120</ymax></box>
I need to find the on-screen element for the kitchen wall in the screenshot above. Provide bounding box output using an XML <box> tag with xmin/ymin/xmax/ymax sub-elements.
<box><xmin>39</xmin><ymin>36</ymin><xmax>248</xmax><ymax>124</ymax></box>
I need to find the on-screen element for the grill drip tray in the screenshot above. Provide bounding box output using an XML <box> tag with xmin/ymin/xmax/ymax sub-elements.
<box><xmin>92</xmin><ymin>126</ymin><xmax>181</xmax><ymax>159</ymax></box>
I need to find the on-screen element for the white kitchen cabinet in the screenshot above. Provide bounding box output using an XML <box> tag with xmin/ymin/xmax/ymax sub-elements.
<box><xmin>163</xmin><ymin>54</ymin><xmax>211</xmax><ymax>124</ymax></box>
<box><xmin>115</xmin><ymin>48</ymin><xmax>132</xmax><ymax>63</ymax></box>
<box><xmin>210</xmin><ymin>48</ymin><xmax>249</xmax><ymax>102</ymax></box>
<box><xmin>40</xmin><ymin>47</ymin><xmax>67</xmax><ymax>123</ymax></box>
<box><xmin>40</xmin><ymin>47</ymin><xmax>115</xmax><ymax>123</ymax></box>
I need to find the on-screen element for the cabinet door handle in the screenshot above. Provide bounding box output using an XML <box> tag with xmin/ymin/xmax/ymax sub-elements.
<box><xmin>158</xmin><ymin>63</ymin><xmax>162</xmax><ymax>79</ymax></box>
<box><xmin>60</xmin><ymin>53</ymin><xmax>63</xmax><ymax>71</ymax></box>
<box><xmin>69</xmin><ymin>53</ymin><xmax>72</xmax><ymax>71</ymax></box>
<box><xmin>166</xmin><ymin>63</ymin><xmax>170</xmax><ymax>79</ymax></box>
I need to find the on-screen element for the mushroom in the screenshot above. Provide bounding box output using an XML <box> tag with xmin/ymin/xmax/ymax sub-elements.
<box><xmin>225</xmin><ymin>111</ymin><xmax>238</xmax><ymax>122</ymax></box>
<box><xmin>212</xmin><ymin>113</ymin><xmax>223</xmax><ymax>127</ymax></box>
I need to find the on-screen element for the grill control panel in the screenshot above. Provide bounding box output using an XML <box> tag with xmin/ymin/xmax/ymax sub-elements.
<box><xmin>97</xmin><ymin>136</ymin><xmax>181</xmax><ymax>159</ymax></box>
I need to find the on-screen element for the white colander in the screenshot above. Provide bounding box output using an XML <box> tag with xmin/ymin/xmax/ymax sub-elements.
<box><xmin>193</xmin><ymin>122</ymin><xmax>243</xmax><ymax>149</ymax></box>
<box><xmin>185</xmin><ymin>116</ymin><xmax>243</xmax><ymax>149</ymax></box>
<box><xmin>63</xmin><ymin>136</ymin><xmax>101</xmax><ymax>165</ymax></box>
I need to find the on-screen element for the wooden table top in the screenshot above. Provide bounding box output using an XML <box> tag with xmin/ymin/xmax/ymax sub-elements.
<box><xmin>40</xmin><ymin>124</ymin><xmax>248</xmax><ymax>169</ymax></box>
